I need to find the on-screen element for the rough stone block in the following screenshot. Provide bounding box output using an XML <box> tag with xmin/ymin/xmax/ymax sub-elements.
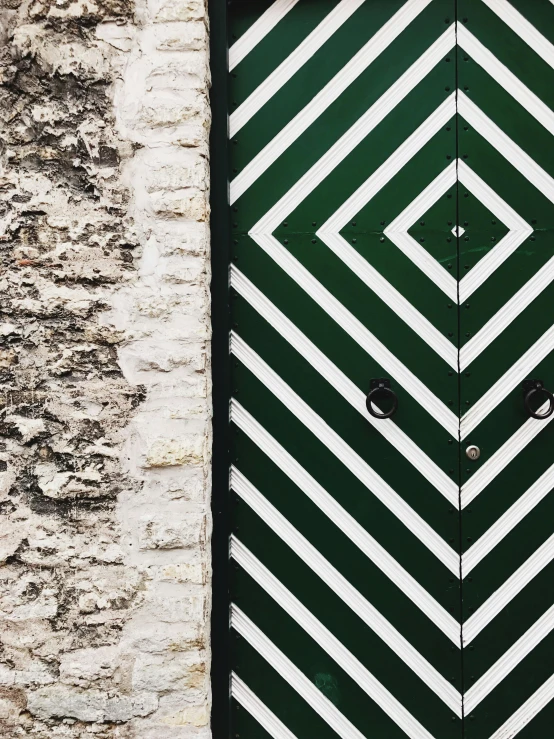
<box><xmin>149</xmin><ymin>0</ymin><xmax>206</xmax><ymax>23</ymax></box>
<box><xmin>27</xmin><ymin>686</ymin><xmax>158</xmax><ymax>722</ymax></box>
<box><xmin>59</xmin><ymin>646</ymin><xmax>119</xmax><ymax>687</ymax></box>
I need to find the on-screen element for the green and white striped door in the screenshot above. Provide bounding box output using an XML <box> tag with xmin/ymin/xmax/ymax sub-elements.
<box><xmin>226</xmin><ymin>1</ymin><xmax>554</xmax><ymax>737</ymax></box>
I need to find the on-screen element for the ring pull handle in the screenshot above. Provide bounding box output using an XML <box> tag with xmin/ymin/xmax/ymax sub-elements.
<box><xmin>523</xmin><ymin>380</ymin><xmax>554</xmax><ymax>420</ymax></box>
<box><xmin>366</xmin><ymin>378</ymin><xmax>398</xmax><ymax>420</ymax></box>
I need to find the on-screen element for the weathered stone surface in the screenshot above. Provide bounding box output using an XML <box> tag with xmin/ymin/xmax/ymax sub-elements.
<box><xmin>28</xmin><ymin>685</ymin><xmax>158</xmax><ymax>722</ymax></box>
<box><xmin>0</xmin><ymin>0</ymin><xmax>212</xmax><ymax>731</ymax></box>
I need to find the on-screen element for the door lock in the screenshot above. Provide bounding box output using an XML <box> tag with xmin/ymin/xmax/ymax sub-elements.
<box><xmin>466</xmin><ymin>445</ymin><xmax>480</xmax><ymax>461</ymax></box>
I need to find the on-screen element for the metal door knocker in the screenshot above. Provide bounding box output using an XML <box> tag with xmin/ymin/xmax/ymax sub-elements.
<box><xmin>522</xmin><ymin>380</ymin><xmax>554</xmax><ymax>420</ymax></box>
<box><xmin>366</xmin><ymin>378</ymin><xmax>398</xmax><ymax>420</ymax></box>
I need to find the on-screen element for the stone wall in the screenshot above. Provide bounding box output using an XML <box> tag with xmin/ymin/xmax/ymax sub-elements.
<box><xmin>0</xmin><ymin>0</ymin><xmax>212</xmax><ymax>735</ymax></box>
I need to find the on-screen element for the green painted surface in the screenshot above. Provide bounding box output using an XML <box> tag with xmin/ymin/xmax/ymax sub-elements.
<box><xmin>226</xmin><ymin>1</ymin><xmax>554</xmax><ymax>737</ymax></box>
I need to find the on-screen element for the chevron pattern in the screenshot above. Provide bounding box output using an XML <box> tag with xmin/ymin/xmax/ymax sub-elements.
<box><xmin>227</xmin><ymin>1</ymin><xmax>554</xmax><ymax>737</ymax></box>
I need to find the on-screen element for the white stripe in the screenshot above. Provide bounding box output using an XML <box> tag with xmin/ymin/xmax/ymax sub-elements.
<box><xmin>461</xmin><ymin>324</ymin><xmax>554</xmax><ymax>439</ymax></box>
<box><xmin>383</xmin><ymin>164</ymin><xmax>454</xmax><ymax>234</ymax></box>
<box><xmin>231</xmin><ymin>401</ymin><xmax>459</xmax><ymax>643</ymax></box>
<box><xmin>458</xmin><ymin>25</ymin><xmax>554</xmax><ymax>137</ymax></box>
<box><xmin>231</xmin><ymin>486</ymin><xmax>461</xmax><ymax>715</ymax></box>
<box><xmin>321</xmin><ymin>97</ymin><xmax>455</xmax><ymax>237</ymax></box>
<box><xmin>461</xmin><ymin>401</ymin><xmax>554</xmax><ymax>507</ymax></box>
<box><xmin>246</xmin><ymin>235</ymin><xmax>458</xmax><ymax>437</ymax></box>
<box><xmin>315</xmin><ymin>231</ymin><xmax>458</xmax><ymax>368</ymax></box>
<box><xmin>488</xmin><ymin>674</ymin><xmax>554</xmax><ymax>739</ymax></box>
<box><xmin>231</xmin><ymin>334</ymin><xmax>459</xmax><ymax>573</ymax></box>
<box><xmin>229</xmin><ymin>0</ymin><xmax>301</xmax><ymax>71</ymax></box>
<box><xmin>480</xmin><ymin>0</ymin><xmax>554</xmax><ymax>71</ymax></box>
<box><xmin>249</xmin><ymin>84</ymin><xmax>456</xmax><ymax>228</ymax></box>
<box><xmin>460</xmin><ymin>92</ymin><xmax>554</xmax><ymax>205</ymax></box>
<box><xmin>231</xmin><ymin>605</ymin><xmax>368</xmax><ymax>739</ymax></box>
<box><xmin>464</xmin><ymin>533</ymin><xmax>554</xmax><ymax>645</ymax></box>
<box><xmin>463</xmin><ymin>462</ymin><xmax>554</xmax><ymax>576</ymax></box>
<box><xmin>230</xmin><ymin>0</ymin><xmax>366</xmax><ymax>137</ymax></box>
<box><xmin>465</xmin><ymin>604</ymin><xmax>554</xmax><ymax>713</ymax></box>
<box><xmin>230</xmin><ymin>0</ymin><xmax>443</xmax><ymax>201</ymax></box>
<box><xmin>231</xmin><ymin>268</ymin><xmax>458</xmax><ymax>502</ymax></box>
<box><xmin>383</xmin><ymin>164</ymin><xmax>458</xmax><ymax>301</ymax></box>
<box><xmin>460</xmin><ymin>255</ymin><xmax>554</xmax><ymax>373</ymax></box>
<box><xmin>457</xmin><ymin>160</ymin><xmax>532</xmax><ymax>304</ymax></box>
<box><xmin>232</xmin><ymin>673</ymin><xmax>298</xmax><ymax>739</ymax></box>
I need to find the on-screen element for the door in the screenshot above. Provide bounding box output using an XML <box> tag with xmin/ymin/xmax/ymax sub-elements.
<box><xmin>225</xmin><ymin>1</ymin><xmax>554</xmax><ymax>737</ymax></box>
<box><xmin>456</xmin><ymin>2</ymin><xmax>554</xmax><ymax>737</ymax></box>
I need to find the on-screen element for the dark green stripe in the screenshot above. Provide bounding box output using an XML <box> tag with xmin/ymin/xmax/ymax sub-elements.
<box><xmin>233</xmin><ymin>429</ymin><xmax>460</xmax><ymax>631</ymax></box>
<box><xmin>234</xmin><ymin>235</ymin><xmax>460</xmax><ymax>420</ymax></box>
<box><xmin>230</xmin><ymin>0</ymin><xmax>340</xmax><ymax>100</ymax></box>
<box><xmin>233</xmin><ymin>309</ymin><xmax>457</xmax><ymax>523</ymax></box>
<box><xmin>232</xmin><ymin>541</ymin><xmax>461</xmax><ymax>735</ymax></box>
<box><xmin>232</xmin><ymin>368</ymin><xmax>458</xmax><ymax>597</ymax></box>
<box><xmin>233</xmin><ymin>47</ymin><xmax>456</xmax><ymax>228</ymax></box>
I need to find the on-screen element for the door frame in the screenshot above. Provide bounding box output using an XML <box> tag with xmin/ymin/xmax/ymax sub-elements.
<box><xmin>209</xmin><ymin>0</ymin><xmax>232</xmax><ymax>736</ymax></box>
